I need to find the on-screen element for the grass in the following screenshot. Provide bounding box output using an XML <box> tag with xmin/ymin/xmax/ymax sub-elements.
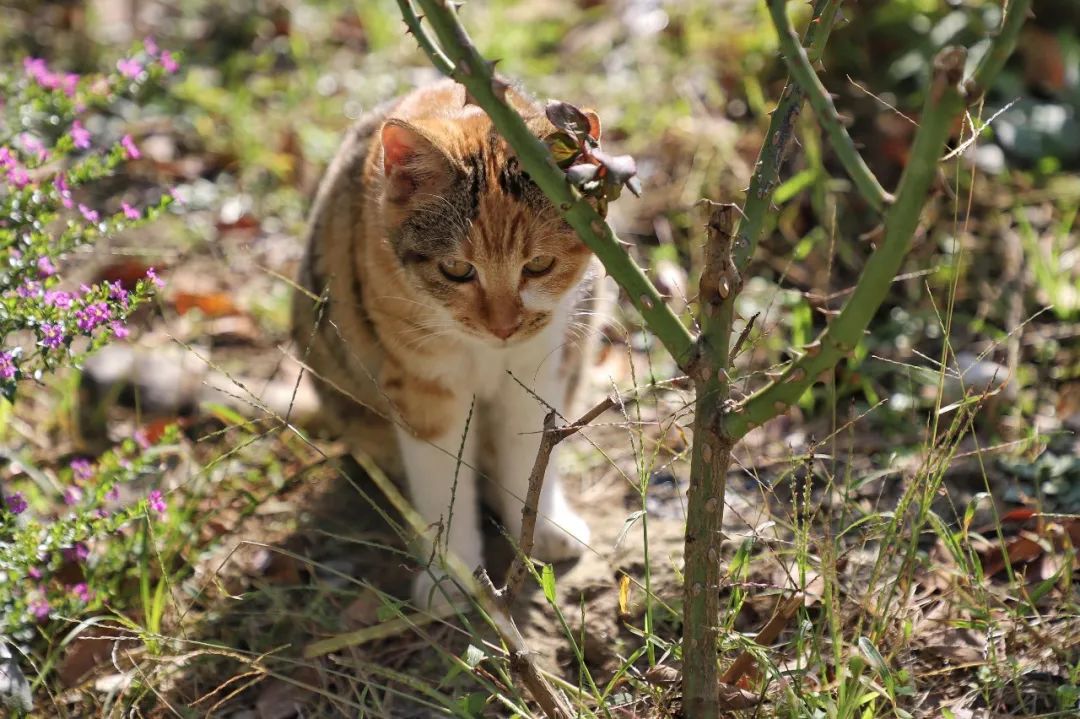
<box><xmin>2</xmin><ymin>0</ymin><xmax>1079</xmax><ymax>717</ymax></box>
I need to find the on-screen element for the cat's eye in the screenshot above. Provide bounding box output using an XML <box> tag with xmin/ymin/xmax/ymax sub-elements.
<box><xmin>523</xmin><ymin>255</ymin><xmax>556</xmax><ymax>277</ymax></box>
<box><xmin>438</xmin><ymin>259</ymin><xmax>476</xmax><ymax>282</ymax></box>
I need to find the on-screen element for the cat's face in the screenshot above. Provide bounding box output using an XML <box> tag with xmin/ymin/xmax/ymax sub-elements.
<box><xmin>379</xmin><ymin>112</ymin><xmax>596</xmax><ymax>346</ymax></box>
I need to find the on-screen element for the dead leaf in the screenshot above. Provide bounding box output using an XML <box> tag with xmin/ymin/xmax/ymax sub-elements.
<box><xmin>172</xmin><ymin>291</ymin><xmax>242</xmax><ymax>318</ymax></box>
<box><xmin>643</xmin><ymin>664</ymin><xmax>680</xmax><ymax>687</ymax></box>
<box><xmin>58</xmin><ymin>624</ymin><xmax>139</xmax><ymax>687</ymax></box>
<box><xmin>717</xmin><ymin>682</ymin><xmax>762</xmax><ymax>710</ymax></box>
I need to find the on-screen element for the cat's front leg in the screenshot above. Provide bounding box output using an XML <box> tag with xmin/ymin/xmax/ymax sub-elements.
<box><xmin>385</xmin><ymin>368</ymin><xmax>482</xmax><ymax>610</ymax></box>
<box><xmin>491</xmin><ymin>372</ymin><xmax>591</xmax><ymax>563</ymax></box>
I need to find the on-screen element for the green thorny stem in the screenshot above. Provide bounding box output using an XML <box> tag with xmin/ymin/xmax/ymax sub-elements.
<box><xmin>724</xmin><ymin>0</ymin><xmax>1031</xmax><ymax>440</ymax></box>
<box><xmin>406</xmin><ymin>0</ymin><xmax>696</xmax><ymax>370</ymax></box>
<box><xmin>395</xmin><ymin>0</ymin><xmax>1031</xmax><ymax>717</ymax></box>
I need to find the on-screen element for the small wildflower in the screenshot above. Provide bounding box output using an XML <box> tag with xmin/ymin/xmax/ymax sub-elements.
<box><xmin>20</xmin><ymin>133</ymin><xmax>48</xmax><ymax>162</ymax></box>
<box><xmin>117</xmin><ymin>57</ymin><xmax>143</xmax><ymax>78</ymax></box>
<box><xmin>107</xmin><ymin>280</ymin><xmax>128</xmax><ymax>303</ymax></box>
<box><xmin>54</xmin><ymin>173</ymin><xmax>73</xmax><ymax>209</ymax></box>
<box><xmin>122</xmin><ymin>202</ymin><xmax>140</xmax><ymax>220</ymax></box>
<box><xmin>61</xmin><ymin>73</ymin><xmax>79</xmax><ymax>97</ymax></box>
<box><xmin>7</xmin><ymin>166</ymin><xmax>30</xmax><ymax>188</ymax></box>
<box><xmin>75</xmin><ymin>301</ymin><xmax>110</xmax><ymax>332</ymax></box>
<box><xmin>5</xmin><ymin>491</ymin><xmax>27</xmax><ymax>515</ymax></box>
<box><xmin>63</xmin><ymin>543</ymin><xmax>90</xmax><ymax>563</ymax></box>
<box><xmin>28</xmin><ymin>567</ymin><xmax>42</xmax><ymax>580</ymax></box>
<box><xmin>63</xmin><ymin>486</ymin><xmax>83</xmax><ymax>505</ymax></box>
<box><xmin>71</xmin><ymin>582</ymin><xmax>93</xmax><ymax>603</ymax></box>
<box><xmin>134</xmin><ymin>428</ymin><xmax>151</xmax><ymax>450</ymax></box>
<box><xmin>145</xmin><ymin>267</ymin><xmax>165</xmax><ymax>288</ymax></box>
<box><xmin>29</xmin><ymin>596</ymin><xmax>50</xmax><ymax>622</ymax></box>
<box><xmin>120</xmin><ymin>134</ymin><xmax>141</xmax><ymax>160</ymax></box>
<box><xmin>148</xmin><ymin>489</ymin><xmax>167</xmax><ymax>516</ymax></box>
<box><xmin>44</xmin><ymin>290</ymin><xmax>73</xmax><ymax>309</ymax></box>
<box><xmin>106</xmin><ymin>487</ymin><xmax>119</xmax><ymax>502</ymax></box>
<box><xmin>144</xmin><ymin>36</ymin><xmax>159</xmax><ymax>57</ymax></box>
<box><xmin>0</xmin><ymin>351</ymin><xmax>16</xmax><ymax>380</ymax></box>
<box><xmin>37</xmin><ymin>256</ymin><xmax>57</xmax><ymax>277</ymax></box>
<box><xmin>160</xmin><ymin>50</ymin><xmax>179</xmax><ymax>74</ymax></box>
<box><xmin>17</xmin><ymin>280</ymin><xmax>42</xmax><ymax>298</ymax></box>
<box><xmin>39</xmin><ymin>323</ymin><xmax>64</xmax><ymax>350</ymax></box>
<box><xmin>0</xmin><ymin>147</ymin><xmax>14</xmax><ymax>168</ymax></box>
<box><xmin>70</xmin><ymin>120</ymin><xmax>91</xmax><ymax>150</ymax></box>
<box><xmin>111</xmin><ymin>321</ymin><xmax>130</xmax><ymax>339</ymax></box>
<box><xmin>70</xmin><ymin>458</ymin><xmax>94</xmax><ymax>481</ymax></box>
<box><xmin>78</xmin><ymin>203</ymin><xmax>100</xmax><ymax>223</ymax></box>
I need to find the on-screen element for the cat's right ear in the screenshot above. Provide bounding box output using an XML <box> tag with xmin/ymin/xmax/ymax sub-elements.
<box><xmin>380</xmin><ymin>120</ymin><xmax>452</xmax><ymax>204</ymax></box>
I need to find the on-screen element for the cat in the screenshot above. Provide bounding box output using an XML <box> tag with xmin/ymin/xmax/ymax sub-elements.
<box><xmin>290</xmin><ymin>79</ymin><xmax>610</xmax><ymax>609</ymax></box>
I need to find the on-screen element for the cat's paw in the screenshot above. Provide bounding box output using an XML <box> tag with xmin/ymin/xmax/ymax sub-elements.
<box><xmin>411</xmin><ymin>569</ymin><xmax>471</xmax><ymax>615</ymax></box>
<box><xmin>531</xmin><ymin>507</ymin><xmax>591</xmax><ymax>563</ymax></box>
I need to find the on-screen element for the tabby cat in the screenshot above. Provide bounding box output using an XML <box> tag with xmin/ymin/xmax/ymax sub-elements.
<box><xmin>291</xmin><ymin>80</ymin><xmax>609</xmax><ymax>608</ymax></box>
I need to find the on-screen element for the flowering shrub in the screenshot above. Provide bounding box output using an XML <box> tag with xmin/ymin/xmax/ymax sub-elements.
<box><xmin>0</xmin><ymin>43</ymin><xmax>180</xmax><ymax>643</ymax></box>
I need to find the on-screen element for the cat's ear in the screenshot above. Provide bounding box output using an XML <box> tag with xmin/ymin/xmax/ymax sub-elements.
<box><xmin>582</xmin><ymin>110</ymin><xmax>601</xmax><ymax>142</ymax></box>
<box><xmin>380</xmin><ymin>120</ymin><xmax>453</xmax><ymax>203</ymax></box>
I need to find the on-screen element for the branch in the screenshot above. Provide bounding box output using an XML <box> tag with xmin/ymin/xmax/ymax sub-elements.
<box><xmin>502</xmin><ymin>395</ymin><xmax>618</xmax><ymax>600</ymax></box>
<box><xmin>725</xmin><ymin>0</ymin><xmax>1031</xmax><ymax>439</ymax></box>
<box><xmin>733</xmin><ymin>0</ymin><xmax>842</xmax><ymax>270</ymax></box>
<box><xmin>476</xmin><ymin>571</ymin><xmax>574</xmax><ymax>719</ymax></box>
<box><xmin>395</xmin><ymin>0</ymin><xmax>454</xmax><ymax>76</ymax></box>
<box><xmin>768</xmin><ymin>0</ymin><xmax>893</xmax><ymax>212</ymax></box>
<box><xmin>404</xmin><ymin>0</ymin><xmax>696</xmax><ymax>369</ymax></box>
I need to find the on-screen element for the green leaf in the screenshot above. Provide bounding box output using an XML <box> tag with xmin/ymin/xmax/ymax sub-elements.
<box><xmin>544</xmin><ymin>131</ymin><xmax>581</xmax><ymax>168</ymax></box>
<box><xmin>857</xmin><ymin>636</ymin><xmax>889</xmax><ymax>677</ymax></box>
<box><xmin>541</xmin><ymin>563</ymin><xmax>557</xmax><ymax>603</ymax></box>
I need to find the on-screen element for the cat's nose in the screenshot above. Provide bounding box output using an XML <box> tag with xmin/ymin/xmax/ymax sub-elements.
<box><xmin>489</xmin><ymin>321</ymin><xmax>521</xmax><ymax>340</ymax></box>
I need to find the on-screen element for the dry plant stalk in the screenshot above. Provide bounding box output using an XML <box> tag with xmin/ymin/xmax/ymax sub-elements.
<box><xmin>503</xmin><ymin>394</ymin><xmax>618</xmax><ymax>600</ymax></box>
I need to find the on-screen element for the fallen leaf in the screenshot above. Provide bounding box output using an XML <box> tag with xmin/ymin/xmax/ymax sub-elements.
<box><xmin>172</xmin><ymin>291</ymin><xmax>242</xmax><ymax>318</ymax></box>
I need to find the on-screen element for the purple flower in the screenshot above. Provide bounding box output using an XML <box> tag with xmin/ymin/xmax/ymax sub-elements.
<box><xmin>107</xmin><ymin>280</ymin><xmax>128</xmax><ymax>302</ymax></box>
<box><xmin>44</xmin><ymin>290</ymin><xmax>73</xmax><ymax>309</ymax></box>
<box><xmin>7</xmin><ymin>166</ymin><xmax>30</xmax><ymax>188</ymax></box>
<box><xmin>70</xmin><ymin>120</ymin><xmax>91</xmax><ymax>150</ymax></box>
<box><xmin>16</xmin><ymin>280</ymin><xmax>42</xmax><ymax>298</ymax></box>
<box><xmin>121</xmin><ymin>202</ymin><xmax>140</xmax><ymax>220</ymax></box>
<box><xmin>63</xmin><ymin>543</ymin><xmax>90</xmax><ymax>563</ymax></box>
<box><xmin>5</xmin><ymin>491</ymin><xmax>27</xmax><ymax>514</ymax></box>
<box><xmin>28</xmin><ymin>566</ymin><xmax>43</xmax><ymax>580</ymax></box>
<box><xmin>61</xmin><ymin>73</ymin><xmax>79</xmax><ymax>97</ymax></box>
<box><xmin>74</xmin><ymin>302</ymin><xmax>110</xmax><ymax>332</ymax></box>
<box><xmin>0</xmin><ymin>147</ymin><xmax>14</xmax><ymax>168</ymax></box>
<box><xmin>0</xmin><ymin>352</ymin><xmax>16</xmax><ymax>380</ymax></box>
<box><xmin>54</xmin><ymin>174</ymin><xmax>73</xmax><ymax>209</ymax></box>
<box><xmin>39</xmin><ymin>322</ymin><xmax>64</xmax><ymax>350</ymax></box>
<box><xmin>145</xmin><ymin>267</ymin><xmax>165</xmax><ymax>288</ymax></box>
<box><xmin>120</xmin><ymin>134</ymin><xmax>140</xmax><ymax>160</ymax></box>
<box><xmin>29</xmin><ymin>596</ymin><xmax>50</xmax><ymax>621</ymax></box>
<box><xmin>71</xmin><ymin>458</ymin><xmax>94</xmax><ymax>481</ymax></box>
<box><xmin>111</xmin><ymin>321</ymin><xmax>130</xmax><ymax>339</ymax></box>
<box><xmin>71</xmin><ymin>582</ymin><xmax>93</xmax><ymax>603</ymax></box>
<box><xmin>144</xmin><ymin>36</ymin><xmax>160</xmax><ymax>57</ymax></box>
<box><xmin>24</xmin><ymin>58</ymin><xmax>61</xmax><ymax>90</ymax></box>
<box><xmin>37</xmin><ymin>256</ymin><xmax>57</xmax><ymax>277</ymax></box>
<box><xmin>63</xmin><ymin>486</ymin><xmax>83</xmax><ymax>505</ymax></box>
<box><xmin>117</xmin><ymin>57</ymin><xmax>142</xmax><ymax>78</ymax></box>
<box><xmin>160</xmin><ymin>50</ymin><xmax>179</xmax><ymax>74</ymax></box>
<box><xmin>78</xmin><ymin>203</ymin><xmax>100</xmax><ymax>223</ymax></box>
<box><xmin>20</xmin><ymin>134</ymin><xmax>48</xmax><ymax>162</ymax></box>
<box><xmin>148</xmin><ymin>489</ymin><xmax>167</xmax><ymax>516</ymax></box>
